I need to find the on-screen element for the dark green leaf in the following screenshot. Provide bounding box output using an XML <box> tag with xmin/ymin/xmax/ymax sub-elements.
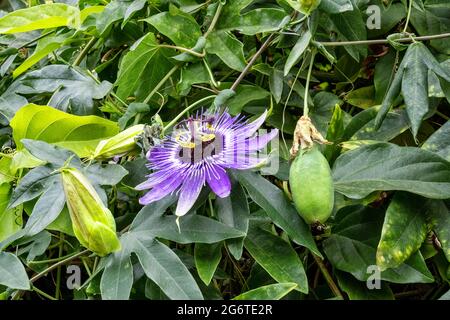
<box><xmin>245</xmin><ymin>226</ymin><xmax>308</xmax><ymax>293</ymax></box>
<box><xmin>234</xmin><ymin>170</ymin><xmax>321</xmax><ymax>257</ymax></box>
<box><xmin>233</xmin><ymin>282</ymin><xmax>297</xmax><ymax>300</ymax></box>
<box><xmin>7</xmin><ymin>65</ymin><xmax>112</xmax><ymax>115</ymax></box>
<box><xmin>332</xmin><ymin>143</ymin><xmax>450</xmax><ymax>199</ymax></box>
<box><xmin>144</xmin><ymin>4</ymin><xmax>201</xmax><ymax>48</ymax></box>
<box><xmin>194</xmin><ymin>242</ymin><xmax>222</xmax><ymax>285</ymax></box>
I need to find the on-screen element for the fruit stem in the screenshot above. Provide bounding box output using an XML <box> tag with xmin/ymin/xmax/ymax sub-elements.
<box><xmin>311</xmin><ymin>252</ymin><xmax>344</xmax><ymax>299</ymax></box>
<box><xmin>303</xmin><ymin>49</ymin><xmax>316</xmax><ymax>117</ymax></box>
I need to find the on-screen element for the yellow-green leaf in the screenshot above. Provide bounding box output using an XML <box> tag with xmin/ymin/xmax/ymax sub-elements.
<box><xmin>0</xmin><ymin>3</ymin><xmax>80</xmax><ymax>34</ymax></box>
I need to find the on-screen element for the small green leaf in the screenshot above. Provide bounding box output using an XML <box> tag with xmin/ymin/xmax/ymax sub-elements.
<box><xmin>205</xmin><ymin>31</ymin><xmax>246</xmax><ymax>71</ymax></box>
<box><xmin>194</xmin><ymin>242</ymin><xmax>222</xmax><ymax>286</ymax></box>
<box><xmin>8</xmin><ymin>165</ymin><xmax>56</xmax><ymax>209</ymax></box>
<box><xmin>284</xmin><ymin>30</ymin><xmax>312</xmax><ymax>76</ymax></box>
<box><xmin>24</xmin><ymin>178</ymin><xmax>66</xmax><ymax>237</ymax></box>
<box><xmin>244</xmin><ymin>226</ymin><xmax>308</xmax><ymax>293</ymax></box>
<box><xmin>0</xmin><ymin>251</ymin><xmax>30</xmax><ymax>290</ymax></box>
<box><xmin>144</xmin><ymin>4</ymin><xmax>201</xmax><ymax>48</ymax></box>
<box><xmin>233</xmin><ymin>282</ymin><xmax>297</xmax><ymax>300</ymax></box>
<box><xmin>216</xmin><ymin>182</ymin><xmax>249</xmax><ymax>260</ymax></box>
<box><xmin>100</xmin><ymin>239</ymin><xmax>133</xmax><ymax>300</ymax></box>
<box><xmin>125</xmin><ymin>233</ymin><xmax>203</xmax><ymax>300</ymax></box>
<box><xmin>376</xmin><ymin>192</ymin><xmax>428</xmax><ymax>270</ymax></box>
<box><xmin>13</xmin><ymin>32</ymin><xmax>70</xmax><ymax>78</ymax></box>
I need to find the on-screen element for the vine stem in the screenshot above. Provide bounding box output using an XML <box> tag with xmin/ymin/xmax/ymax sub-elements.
<box><xmin>204</xmin><ymin>2</ymin><xmax>223</xmax><ymax>38</ymax></box>
<box><xmin>317</xmin><ymin>32</ymin><xmax>450</xmax><ymax>46</ymax></box>
<box><xmin>230</xmin><ymin>33</ymin><xmax>275</xmax><ymax>91</ymax></box>
<box><xmin>303</xmin><ymin>50</ymin><xmax>316</xmax><ymax>117</ymax></box>
<box><xmin>73</xmin><ymin>37</ymin><xmax>97</xmax><ymax>67</ymax></box>
<box><xmin>162</xmin><ymin>95</ymin><xmax>216</xmax><ymax>134</ymax></box>
<box><xmin>11</xmin><ymin>249</ymin><xmax>90</xmax><ymax>300</ymax></box>
<box><xmin>403</xmin><ymin>0</ymin><xmax>413</xmax><ymax>33</ymax></box>
<box><xmin>311</xmin><ymin>253</ymin><xmax>344</xmax><ymax>299</ymax></box>
<box><xmin>158</xmin><ymin>44</ymin><xmax>205</xmax><ymax>57</ymax></box>
<box><xmin>30</xmin><ymin>250</ymin><xmax>90</xmax><ymax>283</ymax></box>
<box><xmin>143</xmin><ymin>65</ymin><xmax>179</xmax><ymax>104</ymax></box>
<box><xmin>55</xmin><ymin>233</ymin><xmax>65</xmax><ymax>299</ymax></box>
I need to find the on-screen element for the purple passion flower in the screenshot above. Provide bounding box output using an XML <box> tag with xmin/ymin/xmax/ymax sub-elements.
<box><xmin>136</xmin><ymin>110</ymin><xmax>278</xmax><ymax>216</ymax></box>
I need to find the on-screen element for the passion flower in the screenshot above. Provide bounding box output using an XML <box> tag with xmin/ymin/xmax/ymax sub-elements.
<box><xmin>136</xmin><ymin>110</ymin><xmax>278</xmax><ymax>216</ymax></box>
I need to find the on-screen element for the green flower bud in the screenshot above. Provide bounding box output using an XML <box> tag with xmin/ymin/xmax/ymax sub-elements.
<box><xmin>61</xmin><ymin>168</ymin><xmax>121</xmax><ymax>256</ymax></box>
<box><xmin>91</xmin><ymin>124</ymin><xmax>145</xmax><ymax>160</ymax></box>
<box><xmin>299</xmin><ymin>0</ymin><xmax>321</xmax><ymax>15</ymax></box>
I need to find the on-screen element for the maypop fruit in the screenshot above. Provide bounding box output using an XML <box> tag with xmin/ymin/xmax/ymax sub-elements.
<box><xmin>289</xmin><ymin>145</ymin><xmax>334</xmax><ymax>224</ymax></box>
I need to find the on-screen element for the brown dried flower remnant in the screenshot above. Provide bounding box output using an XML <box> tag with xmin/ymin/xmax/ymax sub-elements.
<box><xmin>290</xmin><ymin>115</ymin><xmax>331</xmax><ymax>157</ymax></box>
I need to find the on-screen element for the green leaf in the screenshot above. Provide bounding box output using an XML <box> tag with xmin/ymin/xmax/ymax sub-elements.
<box><xmin>115</xmin><ymin>33</ymin><xmax>174</xmax><ymax>101</ymax></box>
<box><xmin>427</xmin><ymin>200</ymin><xmax>450</xmax><ymax>262</ymax></box>
<box><xmin>374</xmin><ymin>42</ymin><xmax>450</xmax><ymax>135</ymax></box>
<box><xmin>13</xmin><ymin>32</ymin><xmax>70</xmax><ymax>78</ymax></box>
<box><xmin>227</xmin><ymin>85</ymin><xmax>270</xmax><ymax>114</ymax></box>
<box><xmin>95</xmin><ymin>0</ymin><xmax>134</xmax><ymax>36</ymax></box>
<box><xmin>7</xmin><ymin>65</ymin><xmax>113</xmax><ymax>115</ymax></box>
<box><xmin>144</xmin><ymin>4</ymin><xmax>201</xmax><ymax>48</ymax></box>
<box><xmin>376</xmin><ymin>192</ymin><xmax>428</xmax><ymax>270</ymax></box>
<box><xmin>24</xmin><ymin>178</ymin><xmax>65</xmax><ymax>237</ymax></box>
<box><xmin>10</xmin><ymin>104</ymin><xmax>118</xmax><ymax>157</ymax></box>
<box><xmin>422</xmin><ymin>121</ymin><xmax>450</xmax><ymax>161</ymax></box>
<box><xmin>194</xmin><ymin>242</ymin><xmax>222</xmax><ymax>286</ymax></box>
<box><xmin>0</xmin><ymin>3</ymin><xmax>80</xmax><ymax>34</ymax></box>
<box><xmin>118</xmin><ymin>102</ymin><xmax>150</xmax><ymax>130</ymax></box>
<box><xmin>335</xmin><ymin>271</ymin><xmax>394</xmax><ymax>300</ymax></box>
<box><xmin>132</xmin><ymin>213</ymin><xmax>245</xmax><ymax>244</ymax></box>
<box><xmin>0</xmin><ymin>251</ymin><xmax>30</xmax><ymax>290</ymax></box>
<box><xmin>332</xmin><ymin>142</ymin><xmax>450</xmax><ymax>199</ymax></box>
<box><xmin>100</xmin><ymin>239</ymin><xmax>133</xmax><ymax>300</ymax></box>
<box><xmin>0</xmin><ymin>183</ymin><xmax>22</xmax><ymax>242</ymax></box>
<box><xmin>8</xmin><ymin>165</ymin><xmax>56</xmax><ymax>209</ymax></box>
<box><xmin>269</xmin><ymin>68</ymin><xmax>284</xmax><ymax>104</ymax></box>
<box><xmin>319</xmin><ymin>0</ymin><xmax>353</xmax><ymax>14</ymax></box>
<box><xmin>329</xmin><ymin>7</ymin><xmax>367</xmax><ymax>61</ymax></box>
<box><xmin>323</xmin><ymin>205</ymin><xmax>434</xmax><ymax>284</ymax></box>
<box><xmin>22</xmin><ymin>139</ymin><xmax>79</xmax><ymax>167</ymax></box>
<box><xmin>410</xmin><ymin>0</ymin><xmax>450</xmax><ymax>54</ymax></box>
<box><xmin>344</xmin><ymin>86</ymin><xmax>376</xmax><ymax>109</ymax></box>
<box><xmin>343</xmin><ymin>106</ymin><xmax>409</xmax><ymax>142</ymax></box>
<box><xmin>205</xmin><ymin>31</ymin><xmax>246</xmax><ymax>71</ymax></box>
<box><xmin>124</xmin><ymin>233</ymin><xmax>203</xmax><ymax>300</ymax></box>
<box><xmin>284</xmin><ymin>30</ymin><xmax>312</xmax><ymax>76</ymax></box>
<box><xmin>177</xmin><ymin>63</ymin><xmax>210</xmax><ymax>96</ymax></box>
<box><xmin>234</xmin><ymin>170</ymin><xmax>321</xmax><ymax>257</ymax></box>
<box><xmin>401</xmin><ymin>45</ymin><xmax>429</xmax><ymax>137</ymax></box>
<box><xmin>233</xmin><ymin>282</ymin><xmax>297</xmax><ymax>300</ymax></box>
<box><xmin>216</xmin><ymin>182</ymin><xmax>249</xmax><ymax>260</ymax></box>
<box><xmin>0</xmin><ymin>93</ymin><xmax>28</xmax><ymax>123</ymax></box>
<box><xmin>244</xmin><ymin>226</ymin><xmax>308</xmax><ymax>293</ymax></box>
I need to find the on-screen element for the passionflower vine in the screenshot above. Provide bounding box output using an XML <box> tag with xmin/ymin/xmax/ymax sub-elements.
<box><xmin>136</xmin><ymin>109</ymin><xmax>278</xmax><ymax>216</ymax></box>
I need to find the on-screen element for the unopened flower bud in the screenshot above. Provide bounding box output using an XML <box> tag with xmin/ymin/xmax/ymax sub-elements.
<box><xmin>61</xmin><ymin>168</ymin><xmax>121</xmax><ymax>256</ymax></box>
<box><xmin>91</xmin><ymin>124</ymin><xmax>144</xmax><ymax>160</ymax></box>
